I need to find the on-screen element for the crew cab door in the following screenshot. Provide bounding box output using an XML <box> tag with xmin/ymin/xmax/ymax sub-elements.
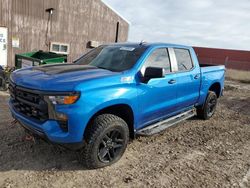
<box><xmin>137</xmin><ymin>48</ymin><xmax>177</xmax><ymax>129</ymax></box>
<box><xmin>171</xmin><ymin>48</ymin><xmax>200</xmax><ymax>109</ymax></box>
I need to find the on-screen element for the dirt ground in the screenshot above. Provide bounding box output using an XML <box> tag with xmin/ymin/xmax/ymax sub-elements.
<box><xmin>0</xmin><ymin>80</ymin><xmax>249</xmax><ymax>188</ymax></box>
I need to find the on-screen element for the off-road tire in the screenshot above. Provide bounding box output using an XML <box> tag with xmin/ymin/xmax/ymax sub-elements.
<box><xmin>78</xmin><ymin>114</ymin><xmax>129</xmax><ymax>169</ymax></box>
<box><xmin>197</xmin><ymin>91</ymin><xmax>217</xmax><ymax>120</ymax></box>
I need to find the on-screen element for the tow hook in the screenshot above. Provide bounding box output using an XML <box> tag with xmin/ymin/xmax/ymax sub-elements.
<box><xmin>22</xmin><ymin>130</ymin><xmax>36</xmax><ymax>143</ymax></box>
<box><xmin>23</xmin><ymin>134</ymin><xmax>35</xmax><ymax>142</ymax></box>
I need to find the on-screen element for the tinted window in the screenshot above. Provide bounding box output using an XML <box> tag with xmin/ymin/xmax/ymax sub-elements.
<box><xmin>174</xmin><ymin>49</ymin><xmax>193</xmax><ymax>71</ymax></box>
<box><xmin>142</xmin><ymin>48</ymin><xmax>171</xmax><ymax>75</ymax></box>
<box><xmin>75</xmin><ymin>45</ymin><xmax>147</xmax><ymax>72</ymax></box>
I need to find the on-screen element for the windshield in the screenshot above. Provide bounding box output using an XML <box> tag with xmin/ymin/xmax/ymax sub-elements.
<box><xmin>74</xmin><ymin>45</ymin><xmax>147</xmax><ymax>72</ymax></box>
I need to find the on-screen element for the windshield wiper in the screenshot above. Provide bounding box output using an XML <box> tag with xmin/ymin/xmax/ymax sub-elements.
<box><xmin>95</xmin><ymin>66</ymin><xmax>113</xmax><ymax>71</ymax></box>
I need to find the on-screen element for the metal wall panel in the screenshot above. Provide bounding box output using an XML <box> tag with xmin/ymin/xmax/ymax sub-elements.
<box><xmin>0</xmin><ymin>0</ymin><xmax>129</xmax><ymax>66</ymax></box>
<box><xmin>193</xmin><ymin>47</ymin><xmax>250</xmax><ymax>71</ymax></box>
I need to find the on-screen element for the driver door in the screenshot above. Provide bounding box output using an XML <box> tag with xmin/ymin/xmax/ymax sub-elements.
<box><xmin>137</xmin><ymin>48</ymin><xmax>177</xmax><ymax>129</ymax></box>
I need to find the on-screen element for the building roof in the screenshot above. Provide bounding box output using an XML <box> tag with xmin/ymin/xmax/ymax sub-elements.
<box><xmin>102</xmin><ymin>1</ymin><xmax>131</xmax><ymax>25</ymax></box>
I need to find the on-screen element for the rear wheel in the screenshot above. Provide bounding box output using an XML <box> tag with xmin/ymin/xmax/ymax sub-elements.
<box><xmin>197</xmin><ymin>91</ymin><xmax>217</xmax><ymax>120</ymax></box>
<box><xmin>78</xmin><ymin>114</ymin><xmax>129</xmax><ymax>169</ymax></box>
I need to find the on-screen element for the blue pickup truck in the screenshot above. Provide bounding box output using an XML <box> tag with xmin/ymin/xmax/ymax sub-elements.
<box><xmin>9</xmin><ymin>42</ymin><xmax>225</xmax><ymax>168</ymax></box>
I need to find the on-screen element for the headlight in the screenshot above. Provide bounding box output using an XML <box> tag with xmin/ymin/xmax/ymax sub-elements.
<box><xmin>48</xmin><ymin>94</ymin><xmax>79</xmax><ymax>105</ymax></box>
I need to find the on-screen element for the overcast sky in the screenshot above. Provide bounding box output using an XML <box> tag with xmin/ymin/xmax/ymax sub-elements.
<box><xmin>102</xmin><ymin>0</ymin><xmax>250</xmax><ymax>50</ymax></box>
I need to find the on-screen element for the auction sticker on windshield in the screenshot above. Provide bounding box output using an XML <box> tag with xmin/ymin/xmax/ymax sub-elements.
<box><xmin>120</xmin><ymin>47</ymin><xmax>135</xmax><ymax>51</ymax></box>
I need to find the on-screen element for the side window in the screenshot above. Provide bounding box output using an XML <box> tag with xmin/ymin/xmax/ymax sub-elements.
<box><xmin>141</xmin><ymin>48</ymin><xmax>171</xmax><ymax>75</ymax></box>
<box><xmin>174</xmin><ymin>48</ymin><xmax>193</xmax><ymax>71</ymax></box>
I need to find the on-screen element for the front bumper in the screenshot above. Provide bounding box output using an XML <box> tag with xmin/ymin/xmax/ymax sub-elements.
<box><xmin>19</xmin><ymin>119</ymin><xmax>84</xmax><ymax>150</ymax></box>
<box><xmin>9</xmin><ymin>101</ymin><xmax>86</xmax><ymax>149</ymax></box>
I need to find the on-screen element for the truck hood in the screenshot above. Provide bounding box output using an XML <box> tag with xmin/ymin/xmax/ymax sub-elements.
<box><xmin>10</xmin><ymin>63</ymin><xmax>119</xmax><ymax>91</ymax></box>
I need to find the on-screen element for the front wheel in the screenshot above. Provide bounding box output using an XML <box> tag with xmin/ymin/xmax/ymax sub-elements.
<box><xmin>78</xmin><ymin>114</ymin><xmax>129</xmax><ymax>169</ymax></box>
<box><xmin>197</xmin><ymin>91</ymin><xmax>217</xmax><ymax>120</ymax></box>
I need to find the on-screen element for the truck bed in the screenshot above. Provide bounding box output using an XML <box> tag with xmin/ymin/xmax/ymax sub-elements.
<box><xmin>199</xmin><ymin>63</ymin><xmax>218</xmax><ymax>67</ymax></box>
<box><xmin>198</xmin><ymin>64</ymin><xmax>225</xmax><ymax>106</ymax></box>
<box><xmin>200</xmin><ymin>64</ymin><xmax>225</xmax><ymax>73</ymax></box>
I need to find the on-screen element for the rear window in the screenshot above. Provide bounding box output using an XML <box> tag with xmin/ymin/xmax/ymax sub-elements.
<box><xmin>74</xmin><ymin>45</ymin><xmax>147</xmax><ymax>72</ymax></box>
<box><xmin>174</xmin><ymin>48</ymin><xmax>193</xmax><ymax>71</ymax></box>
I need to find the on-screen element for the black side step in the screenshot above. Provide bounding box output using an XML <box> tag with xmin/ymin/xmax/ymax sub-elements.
<box><xmin>136</xmin><ymin>108</ymin><xmax>196</xmax><ymax>136</ymax></box>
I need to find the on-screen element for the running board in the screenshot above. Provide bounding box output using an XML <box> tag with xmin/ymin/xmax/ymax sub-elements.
<box><xmin>136</xmin><ymin>108</ymin><xmax>196</xmax><ymax>136</ymax></box>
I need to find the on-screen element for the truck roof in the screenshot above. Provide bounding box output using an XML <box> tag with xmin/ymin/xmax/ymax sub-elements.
<box><xmin>106</xmin><ymin>42</ymin><xmax>191</xmax><ymax>49</ymax></box>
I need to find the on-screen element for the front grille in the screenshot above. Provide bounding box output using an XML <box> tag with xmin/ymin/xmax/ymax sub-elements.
<box><xmin>9</xmin><ymin>83</ymin><xmax>48</xmax><ymax>122</ymax></box>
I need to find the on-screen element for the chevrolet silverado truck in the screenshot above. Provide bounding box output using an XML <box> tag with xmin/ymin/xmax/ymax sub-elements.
<box><xmin>9</xmin><ymin>43</ymin><xmax>225</xmax><ymax>169</ymax></box>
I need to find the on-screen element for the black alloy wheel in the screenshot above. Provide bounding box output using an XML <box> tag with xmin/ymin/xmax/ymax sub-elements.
<box><xmin>78</xmin><ymin>114</ymin><xmax>129</xmax><ymax>169</ymax></box>
<box><xmin>207</xmin><ymin>94</ymin><xmax>217</xmax><ymax>117</ymax></box>
<box><xmin>98</xmin><ymin>129</ymin><xmax>125</xmax><ymax>163</ymax></box>
<box><xmin>196</xmin><ymin>91</ymin><xmax>218</xmax><ymax>120</ymax></box>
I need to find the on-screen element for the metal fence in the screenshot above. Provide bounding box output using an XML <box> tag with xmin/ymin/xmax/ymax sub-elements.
<box><xmin>198</xmin><ymin>57</ymin><xmax>250</xmax><ymax>71</ymax></box>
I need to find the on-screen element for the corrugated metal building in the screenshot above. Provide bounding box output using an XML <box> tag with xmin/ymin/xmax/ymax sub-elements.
<box><xmin>193</xmin><ymin>47</ymin><xmax>250</xmax><ymax>71</ymax></box>
<box><xmin>0</xmin><ymin>0</ymin><xmax>129</xmax><ymax>67</ymax></box>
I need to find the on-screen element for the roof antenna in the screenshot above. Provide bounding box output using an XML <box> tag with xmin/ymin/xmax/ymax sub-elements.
<box><xmin>139</xmin><ymin>40</ymin><xmax>146</xmax><ymax>45</ymax></box>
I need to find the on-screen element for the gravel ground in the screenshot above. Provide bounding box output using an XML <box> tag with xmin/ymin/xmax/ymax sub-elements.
<box><xmin>0</xmin><ymin>80</ymin><xmax>249</xmax><ymax>188</ymax></box>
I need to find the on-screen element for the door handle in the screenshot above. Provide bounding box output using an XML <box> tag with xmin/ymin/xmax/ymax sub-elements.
<box><xmin>168</xmin><ymin>79</ymin><xmax>176</xmax><ymax>84</ymax></box>
<box><xmin>194</xmin><ymin>74</ymin><xmax>200</xmax><ymax>79</ymax></box>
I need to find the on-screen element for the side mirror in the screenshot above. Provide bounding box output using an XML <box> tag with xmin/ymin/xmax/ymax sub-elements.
<box><xmin>143</xmin><ymin>67</ymin><xmax>164</xmax><ymax>83</ymax></box>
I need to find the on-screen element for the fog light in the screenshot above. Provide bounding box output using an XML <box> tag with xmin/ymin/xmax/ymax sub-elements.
<box><xmin>56</xmin><ymin>112</ymin><xmax>68</xmax><ymax>121</ymax></box>
<box><xmin>56</xmin><ymin>112</ymin><xmax>68</xmax><ymax>132</ymax></box>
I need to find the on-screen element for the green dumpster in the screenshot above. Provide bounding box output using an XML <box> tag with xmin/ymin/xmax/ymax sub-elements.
<box><xmin>15</xmin><ymin>50</ymin><xmax>67</xmax><ymax>69</ymax></box>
